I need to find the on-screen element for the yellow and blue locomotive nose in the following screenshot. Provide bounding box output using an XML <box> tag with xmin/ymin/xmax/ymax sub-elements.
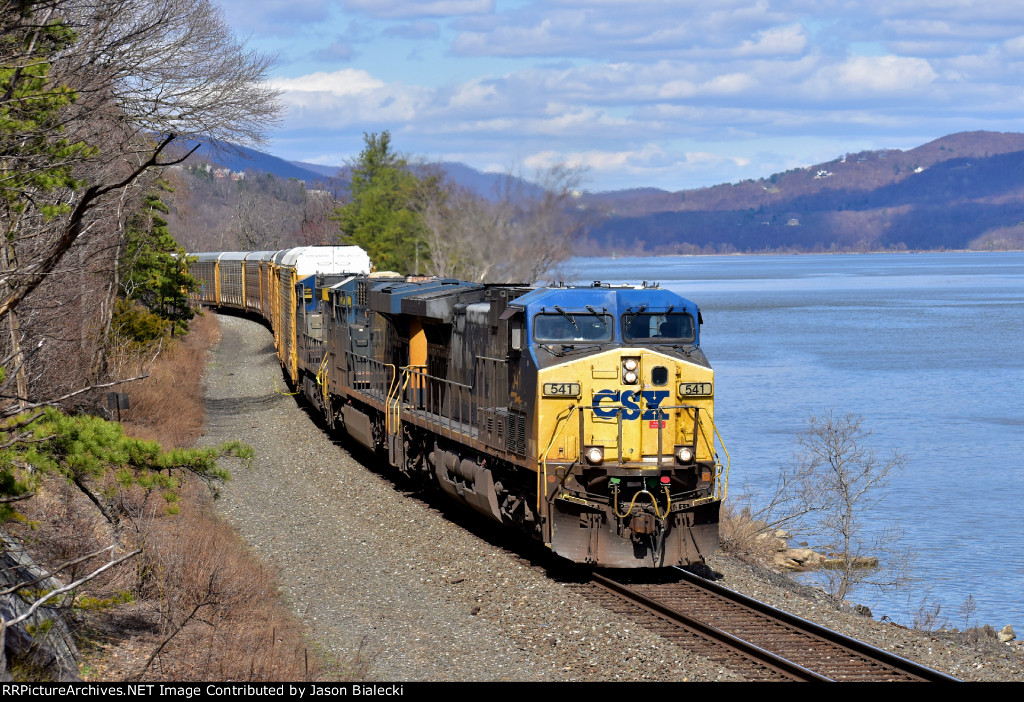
<box><xmin>517</xmin><ymin>283</ymin><xmax>725</xmax><ymax>566</ymax></box>
<box><xmin>538</xmin><ymin>348</ymin><xmax>715</xmax><ymax>469</ymax></box>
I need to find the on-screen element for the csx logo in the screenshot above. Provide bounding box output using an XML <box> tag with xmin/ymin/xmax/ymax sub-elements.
<box><xmin>593</xmin><ymin>390</ymin><xmax>670</xmax><ymax>420</ymax></box>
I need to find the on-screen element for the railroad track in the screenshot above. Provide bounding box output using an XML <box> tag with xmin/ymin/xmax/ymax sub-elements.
<box><xmin>579</xmin><ymin>569</ymin><xmax>959</xmax><ymax>682</ymax></box>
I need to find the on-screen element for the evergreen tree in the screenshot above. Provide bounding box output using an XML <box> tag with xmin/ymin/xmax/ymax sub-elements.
<box><xmin>0</xmin><ymin>8</ymin><xmax>94</xmax><ymax>227</ymax></box>
<box><xmin>332</xmin><ymin>131</ymin><xmax>428</xmax><ymax>274</ymax></box>
<box><xmin>120</xmin><ymin>182</ymin><xmax>198</xmax><ymax>337</ymax></box>
<box><xmin>0</xmin><ymin>407</ymin><xmax>251</xmax><ymax>524</ymax></box>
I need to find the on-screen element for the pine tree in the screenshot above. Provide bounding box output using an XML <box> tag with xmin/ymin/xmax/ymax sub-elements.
<box><xmin>332</xmin><ymin>131</ymin><xmax>428</xmax><ymax>274</ymax></box>
<box><xmin>0</xmin><ymin>407</ymin><xmax>250</xmax><ymax>524</ymax></box>
<box><xmin>0</xmin><ymin>9</ymin><xmax>94</xmax><ymax>227</ymax></box>
<box><xmin>120</xmin><ymin>182</ymin><xmax>198</xmax><ymax>337</ymax></box>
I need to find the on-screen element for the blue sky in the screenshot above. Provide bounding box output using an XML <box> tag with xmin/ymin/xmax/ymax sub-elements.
<box><xmin>215</xmin><ymin>0</ymin><xmax>1024</xmax><ymax>192</ymax></box>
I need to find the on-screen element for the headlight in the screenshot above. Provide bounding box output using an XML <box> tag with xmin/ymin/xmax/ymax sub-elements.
<box><xmin>622</xmin><ymin>357</ymin><xmax>639</xmax><ymax>384</ymax></box>
<box><xmin>675</xmin><ymin>445</ymin><xmax>694</xmax><ymax>464</ymax></box>
<box><xmin>585</xmin><ymin>446</ymin><xmax>604</xmax><ymax>465</ymax></box>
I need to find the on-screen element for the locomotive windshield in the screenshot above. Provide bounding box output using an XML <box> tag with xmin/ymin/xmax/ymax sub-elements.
<box><xmin>623</xmin><ymin>312</ymin><xmax>695</xmax><ymax>343</ymax></box>
<box><xmin>534</xmin><ymin>312</ymin><xmax>613</xmax><ymax>342</ymax></box>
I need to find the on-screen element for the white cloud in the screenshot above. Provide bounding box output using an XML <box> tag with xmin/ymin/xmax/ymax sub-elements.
<box><xmin>684</xmin><ymin>151</ymin><xmax>749</xmax><ymax>168</ymax></box>
<box><xmin>243</xmin><ymin>2</ymin><xmax>1024</xmax><ymax>190</ymax></box>
<box><xmin>703</xmin><ymin>72</ymin><xmax>759</xmax><ymax>94</ymax></box>
<box><xmin>270</xmin><ymin>69</ymin><xmax>388</xmax><ymax>95</ymax></box>
<box><xmin>522</xmin><ymin>144</ymin><xmax>752</xmax><ymax>183</ymax></box>
<box><xmin>534</xmin><ymin>105</ymin><xmax>630</xmax><ymax>134</ymax></box>
<box><xmin>216</xmin><ymin>0</ymin><xmax>332</xmax><ymax>34</ymax></box>
<box><xmin>736</xmin><ymin>23</ymin><xmax>807</xmax><ymax>56</ymax></box>
<box><xmin>875</xmin><ymin>1</ymin><xmax>1024</xmax><ymax>23</ymax></box>
<box><xmin>657</xmin><ymin>80</ymin><xmax>697</xmax><ymax>99</ymax></box>
<box><xmin>523</xmin><ymin>146</ymin><xmax>665</xmax><ymax>174</ymax></box>
<box><xmin>343</xmin><ymin>0</ymin><xmax>494</xmax><ymax>19</ymax></box>
<box><xmin>807</xmin><ymin>55</ymin><xmax>938</xmax><ymax>97</ymax></box>
<box><xmin>1004</xmin><ymin>35</ymin><xmax>1024</xmax><ymax>55</ymax></box>
<box><xmin>446</xmin><ymin>79</ymin><xmax>499</xmax><ymax>108</ymax></box>
<box><xmin>450</xmin><ymin>4</ymin><xmax>802</xmax><ymax>59</ymax></box>
<box><xmin>270</xmin><ymin>69</ymin><xmax>430</xmax><ymax>126</ymax></box>
<box><xmin>383</xmin><ymin>21</ymin><xmax>442</xmax><ymax>39</ymax></box>
<box><xmin>312</xmin><ymin>39</ymin><xmax>356</xmax><ymax>62</ymax></box>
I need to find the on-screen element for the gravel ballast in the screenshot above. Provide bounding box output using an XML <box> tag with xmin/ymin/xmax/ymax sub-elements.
<box><xmin>202</xmin><ymin>313</ymin><xmax>1022</xmax><ymax>682</ymax></box>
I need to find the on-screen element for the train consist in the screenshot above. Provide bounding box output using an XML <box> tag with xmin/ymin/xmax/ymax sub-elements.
<box><xmin>190</xmin><ymin>246</ymin><xmax>729</xmax><ymax>568</ymax></box>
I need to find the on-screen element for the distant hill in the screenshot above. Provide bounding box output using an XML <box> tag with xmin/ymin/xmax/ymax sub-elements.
<box><xmin>286</xmin><ymin>160</ymin><xmax>340</xmax><ymax>180</ymax></box>
<box><xmin>184</xmin><ymin>131</ymin><xmax>1024</xmax><ymax>253</ymax></box>
<box><xmin>582</xmin><ymin>131</ymin><xmax>1024</xmax><ymax>252</ymax></box>
<box><xmin>282</xmin><ymin>159</ymin><xmax>542</xmax><ymax>201</ymax></box>
<box><xmin>190</xmin><ymin>141</ymin><xmax>544</xmax><ymax>202</ymax></box>
<box><xmin>186</xmin><ymin>141</ymin><xmax>335</xmax><ymax>184</ymax></box>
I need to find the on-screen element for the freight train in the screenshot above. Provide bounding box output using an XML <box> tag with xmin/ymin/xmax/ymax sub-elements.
<box><xmin>190</xmin><ymin>246</ymin><xmax>729</xmax><ymax>568</ymax></box>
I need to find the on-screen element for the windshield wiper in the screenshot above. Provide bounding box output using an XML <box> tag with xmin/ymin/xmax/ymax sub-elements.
<box><xmin>541</xmin><ymin>342</ymin><xmax>603</xmax><ymax>358</ymax></box>
<box><xmin>585</xmin><ymin>305</ymin><xmax>607</xmax><ymax>328</ymax></box>
<box><xmin>624</xmin><ymin>303</ymin><xmax>647</xmax><ymax>328</ymax></box>
<box><xmin>553</xmin><ymin>305</ymin><xmax>579</xmax><ymax>332</ymax></box>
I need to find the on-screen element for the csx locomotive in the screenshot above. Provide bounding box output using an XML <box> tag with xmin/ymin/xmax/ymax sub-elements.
<box><xmin>190</xmin><ymin>246</ymin><xmax>729</xmax><ymax>568</ymax></box>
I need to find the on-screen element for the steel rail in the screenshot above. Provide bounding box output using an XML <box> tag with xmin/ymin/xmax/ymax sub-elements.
<box><xmin>670</xmin><ymin>566</ymin><xmax>960</xmax><ymax>682</ymax></box>
<box><xmin>590</xmin><ymin>572</ymin><xmax>832</xmax><ymax>682</ymax></box>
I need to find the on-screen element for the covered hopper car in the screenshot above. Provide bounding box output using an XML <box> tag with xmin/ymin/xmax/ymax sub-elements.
<box><xmin>190</xmin><ymin>246</ymin><xmax>729</xmax><ymax>567</ymax></box>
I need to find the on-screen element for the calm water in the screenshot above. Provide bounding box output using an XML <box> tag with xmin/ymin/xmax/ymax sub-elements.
<box><xmin>568</xmin><ymin>251</ymin><xmax>1024</xmax><ymax>631</ymax></box>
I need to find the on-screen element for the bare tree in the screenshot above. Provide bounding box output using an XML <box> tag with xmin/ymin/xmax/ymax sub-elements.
<box><xmin>59</xmin><ymin>0</ymin><xmax>280</xmax><ymax>147</ymax></box>
<box><xmin>297</xmin><ymin>184</ymin><xmax>343</xmax><ymax>246</ymax></box>
<box><xmin>231</xmin><ymin>187</ymin><xmax>294</xmax><ymax>250</ymax></box>
<box><xmin>723</xmin><ymin>412</ymin><xmax>911</xmax><ymax>603</ymax></box>
<box><xmin>420</xmin><ymin>165</ymin><xmax>594</xmax><ymax>283</ymax></box>
<box><xmin>0</xmin><ymin>0</ymin><xmax>280</xmax><ymax>678</ymax></box>
<box><xmin>420</xmin><ymin>180</ymin><xmax>501</xmax><ymax>282</ymax></box>
<box><xmin>0</xmin><ymin>0</ymin><xmax>281</xmax><ymax>322</ymax></box>
<box><xmin>785</xmin><ymin>412</ymin><xmax>910</xmax><ymax>601</ymax></box>
<box><xmin>0</xmin><ymin>0</ymin><xmax>281</xmax><ymax>396</ymax></box>
<box><xmin>0</xmin><ymin>540</ymin><xmax>141</xmax><ymax>681</ymax></box>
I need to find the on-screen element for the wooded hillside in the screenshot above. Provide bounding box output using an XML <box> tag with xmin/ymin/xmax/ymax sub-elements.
<box><xmin>582</xmin><ymin>132</ymin><xmax>1024</xmax><ymax>253</ymax></box>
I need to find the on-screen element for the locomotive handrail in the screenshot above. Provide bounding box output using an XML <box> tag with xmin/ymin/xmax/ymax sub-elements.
<box><xmin>386</xmin><ymin>367</ymin><xmax>415</xmax><ymax>437</ymax></box>
<box><xmin>396</xmin><ymin>365</ymin><xmax>475</xmax><ymax>443</ymax></box>
<box><xmin>540</xmin><ymin>405</ymin><xmax>578</xmax><ymax>514</ymax></box>
<box><xmin>689</xmin><ymin>408</ymin><xmax>730</xmax><ymax>503</ymax></box>
<box><xmin>343</xmin><ymin>351</ymin><xmax>395</xmax><ymax>398</ymax></box>
<box><xmin>315</xmin><ymin>352</ymin><xmax>330</xmax><ymax>411</ymax></box>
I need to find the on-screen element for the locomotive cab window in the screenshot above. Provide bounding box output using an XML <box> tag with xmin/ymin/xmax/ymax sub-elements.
<box><xmin>534</xmin><ymin>312</ymin><xmax>613</xmax><ymax>342</ymax></box>
<box><xmin>623</xmin><ymin>312</ymin><xmax>695</xmax><ymax>343</ymax></box>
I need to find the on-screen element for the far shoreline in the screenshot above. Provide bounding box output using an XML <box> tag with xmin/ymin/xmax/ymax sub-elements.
<box><xmin>573</xmin><ymin>247</ymin><xmax>1024</xmax><ymax>261</ymax></box>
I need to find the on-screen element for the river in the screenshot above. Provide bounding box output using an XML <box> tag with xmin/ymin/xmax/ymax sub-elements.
<box><xmin>568</xmin><ymin>251</ymin><xmax>1024</xmax><ymax>632</ymax></box>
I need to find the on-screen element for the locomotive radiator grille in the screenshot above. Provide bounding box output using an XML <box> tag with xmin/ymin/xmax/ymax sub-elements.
<box><xmin>506</xmin><ymin>410</ymin><xmax>526</xmax><ymax>455</ymax></box>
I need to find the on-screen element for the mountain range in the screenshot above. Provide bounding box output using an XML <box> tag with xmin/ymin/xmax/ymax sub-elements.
<box><xmin>187</xmin><ymin>141</ymin><xmax>533</xmax><ymax>201</ymax></box>
<box><xmin>191</xmin><ymin>131</ymin><xmax>1024</xmax><ymax>253</ymax></box>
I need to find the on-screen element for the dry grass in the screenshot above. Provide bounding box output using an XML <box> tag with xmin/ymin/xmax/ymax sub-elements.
<box><xmin>718</xmin><ymin>500</ymin><xmax>783</xmax><ymax>565</ymax></box>
<box><xmin>118</xmin><ymin>312</ymin><xmax>220</xmax><ymax>448</ymax></box>
<box><xmin>60</xmin><ymin>312</ymin><xmax>370</xmax><ymax>682</ymax></box>
<box><xmin>125</xmin><ymin>484</ymin><xmax>362</xmax><ymax>682</ymax></box>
